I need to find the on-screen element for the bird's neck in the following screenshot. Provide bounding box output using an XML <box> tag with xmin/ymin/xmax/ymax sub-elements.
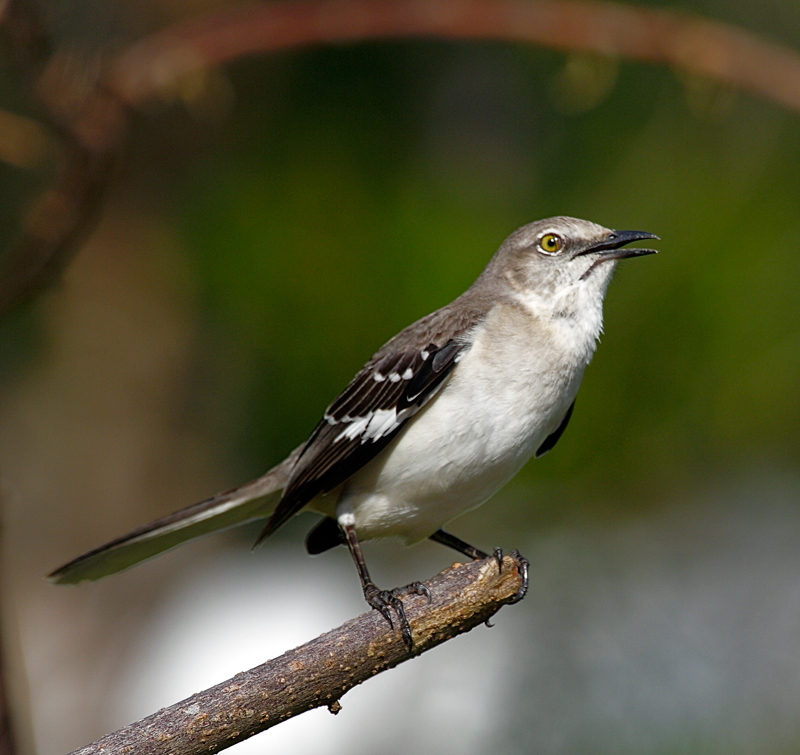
<box><xmin>509</xmin><ymin>264</ymin><xmax>615</xmax><ymax>368</ymax></box>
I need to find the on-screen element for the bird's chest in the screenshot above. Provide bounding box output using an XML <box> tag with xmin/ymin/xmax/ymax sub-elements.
<box><xmin>443</xmin><ymin>306</ymin><xmax>590</xmax><ymax>462</ymax></box>
<box><xmin>341</xmin><ymin>301</ymin><xmax>602</xmax><ymax>540</ymax></box>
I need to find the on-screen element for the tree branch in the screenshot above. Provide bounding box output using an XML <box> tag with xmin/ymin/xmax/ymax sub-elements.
<box><xmin>0</xmin><ymin>0</ymin><xmax>128</xmax><ymax>316</ymax></box>
<box><xmin>68</xmin><ymin>554</ymin><xmax>525</xmax><ymax>755</ymax></box>
<box><xmin>3</xmin><ymin>0</ymin><xmax>800</xmax><ymax>315</ymax></box>
<box><xmin>110</xmin><ymin>0</ymin><xmax>800</xmax><ymax>113</ymax></box>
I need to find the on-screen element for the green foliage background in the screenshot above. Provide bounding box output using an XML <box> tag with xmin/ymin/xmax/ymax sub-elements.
<box><xmin>2</xmin><ymin>1</ymin><xmax>800</xmax><ymax>752</ymax></box>
<box><xmin>164</xmin><ymin>41</ymin><xmax>800</xmax><ymax>529</ymax></box>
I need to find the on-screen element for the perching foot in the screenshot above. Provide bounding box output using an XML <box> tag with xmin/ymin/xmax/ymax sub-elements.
<box><xmin>364</xmin><ymin>581</ymin><xmax>430</xmax><ymax>650</ymax></box>
<box><xmin>487</xmin><ymin>548</ymin><xmax>529</xmax><ymax>604</ymax></box>
<box><xmin>507</xmin><ymin>549</ymin><xmax>529</xmax><ymax>603</ymax></box>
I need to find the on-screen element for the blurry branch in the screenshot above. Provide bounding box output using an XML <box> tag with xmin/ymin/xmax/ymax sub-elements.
<box><xmin>111</xmin><ymin>0</ymin><xmax>800</xmax><ymax>112</ymax></box>
<box><xmin>0</xmin><ymin>0</ymin><xmax>127</xmax><ymax>316</ymax></box>
<box><xmin>0</xmin><ymin>132</ymin><xmax>119</xmax><ymax>315</ymax></box>
<box><xmin>3</xmin><ymin>0</ymin><xmax>800</xmax><ymax>312</ymax></box>
<box><xmin>0</xmin><ymin>0</ymin><xmax>49</xmax><ymax>77</ymax></box>
<box><xmin>68</xmin><ymin>556</ymin><xmax>525</xmax><ymax>755</ymax></box>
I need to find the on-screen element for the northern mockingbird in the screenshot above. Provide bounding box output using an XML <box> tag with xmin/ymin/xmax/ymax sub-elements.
<box><xmin>49</xmin><ymin>216</ymin><xmax>657</xmax><ymax>647</ymax></box>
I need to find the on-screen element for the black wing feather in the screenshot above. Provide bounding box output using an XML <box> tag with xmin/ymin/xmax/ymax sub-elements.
<box><xmin>329</xmin><ymin>351</ymin><xmax>409</xmax><ymax>420</ymax></box>
<box><xmin>257</xmin><ymin>338</ymin><xmax>467</xmax><ymax>542</ymax></box>
<box><xmin>305</xmin><ymin>516</ymin><xmax>344</xmax><ymax>554</ymax></box>
<box><xmin>535</xmin><ymin>400</ymin><xmax>575</xmax><ymax>458</ymax></box>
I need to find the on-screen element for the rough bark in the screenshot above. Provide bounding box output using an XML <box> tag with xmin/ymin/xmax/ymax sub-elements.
<box><xmin>69</xmin><ymin>554</ymin><xmax>524</xmax><ymax>755</ymax></box>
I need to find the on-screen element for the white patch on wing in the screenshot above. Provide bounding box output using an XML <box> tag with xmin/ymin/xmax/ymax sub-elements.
<box><xmin>421</xmin><ymin>350</ymin><xmax>430</xmax><ymax>360</ymax></box>
<box><xmin>373</xmin><ymin>372</ymin><xmax>386</xmax><ymax>382</ymax></box>
<box><xmin>364</xmin><ymin>408</ymin><xmax>399</xmax><ymax>440</ymax></box>
<box><xmin>402</xmin><ymin>367</ymin><xmax>413</xmax><ymax>379</ymax></box>
<box><xmin>335</xmin><ymin>414</ymin><xmax>371</xmax><ymax>442</ymax></box>
<box><xmin>388</xmin><ymin>373</ymin><xmax>401</xmax><ymax>383</ymax></box>
<box><xmin>339</xmin><ymin>307</ymin><xmax>593</xmax><ymax>544</ymax></box>
<box><xmin>332</xmin><ymin>406</ymin><xmax>407</xmax><ymax>444</ymax></box>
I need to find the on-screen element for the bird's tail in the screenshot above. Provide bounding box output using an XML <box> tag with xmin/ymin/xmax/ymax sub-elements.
<box><xmin>47</xmin><ymin>447</ymin><xmax>302</xmax><ymax>585</ymax></box>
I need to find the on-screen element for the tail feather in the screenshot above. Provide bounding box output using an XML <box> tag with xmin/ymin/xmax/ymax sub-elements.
<box><xmin>47</xmin><ymin>447</ymin><xmax>301</xmax><ymax>585</ymax></box>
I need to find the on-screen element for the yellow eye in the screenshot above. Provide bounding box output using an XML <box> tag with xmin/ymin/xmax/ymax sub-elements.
<box><xmin>539</xmin><ymin>233</ymin><xmax>563</xmax><ymax>254</ymax></box>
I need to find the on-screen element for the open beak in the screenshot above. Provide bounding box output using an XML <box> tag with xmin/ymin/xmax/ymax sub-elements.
<box><xmin>575</xmin><ymin>229</ymin><xmax>660</xmax><ymax>261</ymax></box>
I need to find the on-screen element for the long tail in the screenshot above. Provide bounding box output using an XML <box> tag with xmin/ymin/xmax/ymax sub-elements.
<box><xmin>47</xmin><ymin>447</ymin><xmax>302</xmax><ymax>585</ymax></box>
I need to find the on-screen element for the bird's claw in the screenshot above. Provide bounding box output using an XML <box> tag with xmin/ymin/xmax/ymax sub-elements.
<box><xmin>364</xmin><ymin>584</ymin><xmax>398</xmax><ymax>629</ymax></box>
<box><xmin>401</xmin><ymin>581</ymin><xmax>432</xmax><ymax>603</ymax></box>
<box><xmin>364</xmin><ymin>581</ymin><xmax>432</xmax><ymax>651</ymax></box>
<box><xmin>507</xmin><ymin>549</ymin><xmax>529</xmax><ymax>603</ymax></box>
<box><xmin>486</xmin><ymin>548</ymin><xmax>529</xmax><ymax>604</ymax></box>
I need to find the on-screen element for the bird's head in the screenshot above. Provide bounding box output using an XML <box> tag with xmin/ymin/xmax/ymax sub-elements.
<box><xmin>490</xmin><ymin>216</ymin><xmax>658</xmax><ymax>307</ymax></box>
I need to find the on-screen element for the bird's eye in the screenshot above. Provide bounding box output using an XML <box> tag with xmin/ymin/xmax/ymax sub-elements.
<box><xmin>539</xmin><ymin>233</ymin><xmax>563</xmax><ymax>255</ymax></box>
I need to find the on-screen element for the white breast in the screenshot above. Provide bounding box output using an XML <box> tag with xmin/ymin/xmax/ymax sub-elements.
<box><xmin>337</xmin><ymin>282</ymin><xmax>608</xmax><ymax>544</ymax></box>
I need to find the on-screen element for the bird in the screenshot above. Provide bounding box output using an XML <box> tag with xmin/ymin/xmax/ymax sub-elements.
<box><xmin>49</xmin><ymin>216</ymin><xmax>658</xmax><ymax>648</ymax></box>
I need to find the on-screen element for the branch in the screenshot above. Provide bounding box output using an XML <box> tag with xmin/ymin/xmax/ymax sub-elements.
<box><xmin>4</xmin><ymin>0</ymin><xmax>800</xmax><ymax>315</ymax></box>
<box><xmin>110</xmin><ymin>0</ymin><xmax>800</xmax><ymax>113</ymax></box>
<box><xmin>0</xmin><ymin>132</ymin><xmax>120</xmax><ymax>315</ymax></box>
<box><xmin>0</xmin><ymin>0</ymin><xmax>51</xmax><ymax>77</ymax></box>
<box><xmin>69</xmin><ymin>555</ymin><xmax>525</xmax><ymax>755</ymax></box>
<box><xmin>0</xmin><ymin>0</ymin><xmax>128</xmax><ymax>315</ymax></box>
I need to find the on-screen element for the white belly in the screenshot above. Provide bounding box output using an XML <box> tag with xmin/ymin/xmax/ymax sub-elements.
<box><xmin>337</xmin><ymin>301</ymin><xmax>597</xmax><ymax>543</ymax></box>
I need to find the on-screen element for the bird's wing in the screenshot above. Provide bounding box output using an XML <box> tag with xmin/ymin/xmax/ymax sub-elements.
<box><xmin>49</xmin><ymin>294</ymin><xmax>485</xmax><ymax>580</ymax></box>
<box><xmin>256</xmin><ymin>336</ymin><xmax>470</xmax><ymax>542</ymax></box>
<box><xmin>535</xmin><ymin>400</ymin><xmax>575</xmax><ymax>458</ymax></box>
<box><xmin>48</xmin><ymin>447</ymin><xmax>302</xmax><ymax>584</ymax></box>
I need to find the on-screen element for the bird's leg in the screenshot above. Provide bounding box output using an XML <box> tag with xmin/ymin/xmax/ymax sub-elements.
<box><xmin>429</xmin><ymin>528</ymin><xmax>490</xmax><ymax>561</ymax></box>
<box><xmin>429</xmin><ymin>529</ymin><xmax>529</xmax><ymax>603</ymax></box>
<box><xmin>339</xmin><ymin>518</ymin><xmax>428</xmax><ymax>651</ymax></box>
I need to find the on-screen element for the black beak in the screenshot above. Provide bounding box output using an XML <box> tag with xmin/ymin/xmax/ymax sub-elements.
<box><xmin>575</xmin><ymin>229</ymin><xmax>659</xmax><ymax>261</ymax></box>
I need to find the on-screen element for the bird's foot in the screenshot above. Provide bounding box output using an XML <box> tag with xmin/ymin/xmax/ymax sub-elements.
<box><xmin>507</xmin><ymin>549</ymin><xmax>530</xmax><ymax>603</ymax></box>
<box><xmin>488</xmin><ymin>548</ymin><xmax>529</xmax><ymax>604</ymax></box>
<box><xmin>395</xmin><ymin>580</ymin><xmax>433</xmax><ymax>603</ymax></box>
<box><xmin>363</xmin><ymin>581</ymin><xmax>431</xmax><ymax>651</ymax></box>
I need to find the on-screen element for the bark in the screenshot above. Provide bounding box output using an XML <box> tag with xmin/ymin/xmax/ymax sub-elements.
<box><xmin>70</xmin><ymin>555</ymin><xmax>524</xmax><ymax>755</ymax></box>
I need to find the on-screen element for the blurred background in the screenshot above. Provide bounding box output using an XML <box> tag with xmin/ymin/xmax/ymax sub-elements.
<box><xmin>1</xmin><ymin>0</ymin><xmax>800</xmax><ymax>753</ymax></box>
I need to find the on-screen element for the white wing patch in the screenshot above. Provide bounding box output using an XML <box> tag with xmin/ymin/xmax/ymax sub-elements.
<box><xmin>334</xmin><ymin>406</ymin><xmax>413</xmax><ymax>444</ymax></box>
<box><xmin>366</xmin><ymin>408</ymin><xmax>400</xmax><ymax>437</ymax></box>
<box><xmin>324</xmin><ymin>341</ymin><xmax>466</xmax><ymax>447</ymax></box>
<box><xmin>335</xmin><ymin>414</ymin><xmax>371</xmax><ymax>441</ymax></box>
